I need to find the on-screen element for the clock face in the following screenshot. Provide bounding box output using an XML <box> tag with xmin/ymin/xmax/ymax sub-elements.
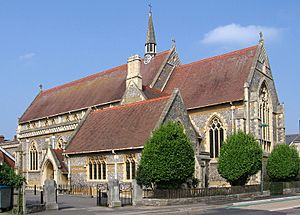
<box><xmin>144</xmin><ymin>54</ymin><xmax>152</xmax><ymax>64</ymax></box>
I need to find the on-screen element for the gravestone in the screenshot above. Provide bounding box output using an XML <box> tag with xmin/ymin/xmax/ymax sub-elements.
<box><xmin>44</xmin><ymin>180</ymin><xmax>58</xmax><ymax>210</ymax></box>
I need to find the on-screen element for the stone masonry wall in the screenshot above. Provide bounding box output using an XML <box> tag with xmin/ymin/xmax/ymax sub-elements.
<box><xmin>20</xmin><ymin>131</ymin><xmax>73</xmax><ymax>186</ymax></box>
<box><xmin>69</xmin><ymin>150</ymin><xmax>142</xmax><ymax>186</ymax></box>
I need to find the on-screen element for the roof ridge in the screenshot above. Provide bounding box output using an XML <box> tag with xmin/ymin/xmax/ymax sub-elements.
<box><xmin>177</xmin><ymin>45</ymin><xmax>258</xmax><ymax>70</ymax></box>
<box><xmin>42</xmin><ymin>64</ymin><xmax>127</xmax><ymax>95</ymax></box>
<box><xmin>286</xmin><ymin>134</ymin><xmax>300</xmax><ymax>136</ymax></box>
<box><xmin>42</xmin><ymin>50</ymin><xmax>171</xmax><ymax>96</ymax></box>
<box><xmin>94</xmin><ymin>95</ymin><xmax>170</xmax><ymax>114</ymax></box>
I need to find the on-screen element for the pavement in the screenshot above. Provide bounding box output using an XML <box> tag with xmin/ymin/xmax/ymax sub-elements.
<box><xmin>2</xmin><ymin>193</ymin><xmax>300</xmax><ymax>214</ymax></box>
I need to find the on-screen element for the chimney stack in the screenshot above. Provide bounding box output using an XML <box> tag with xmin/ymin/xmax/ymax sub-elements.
<box><xmin>126</xmin><ymin>55</ymin><xmax>142</xmax><ymax>90</ymax></box>
<box><xmin>0</xmin><ymin>135</ymin><xmax>5</xmax><ymax>143</ymax></box>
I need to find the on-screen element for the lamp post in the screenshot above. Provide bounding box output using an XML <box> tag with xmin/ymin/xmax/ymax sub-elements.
<box><xmin>260</xmin><ymin>123</ymin><xmax>268</xmax><ymax>194</ymax></box>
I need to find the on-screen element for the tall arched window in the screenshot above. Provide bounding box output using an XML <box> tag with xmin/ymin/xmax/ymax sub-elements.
<box><xmin>88</xmin><ymin>158</ymin><xmax>107</xmax><ymax>181</ymax></box>
<box><xmin>259</xmin><ymin>84</ymin><xmax>271</xmax><ymax>152</ymax></box>
<box><xmin>29</xmin><ymin>142</ymin><xmax>38</xmax><ymax>171</ymax></box>
<box><xmin>209</xmin><ymin>117</ymin><xmax>224</xmax><ymax>158</ymax></box>
<box><xmin>125</xmin><ymin>158</ymin><xmax>136</xmax><ymax>180</ymax></box>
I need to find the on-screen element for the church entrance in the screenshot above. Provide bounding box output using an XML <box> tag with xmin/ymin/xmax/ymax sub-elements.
<box><xmin>44</xmin><ymin>160</ymin><xmax>54</xmax><ymax>180</ymax></box>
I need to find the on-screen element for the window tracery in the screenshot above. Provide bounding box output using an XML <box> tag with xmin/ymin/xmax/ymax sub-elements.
<box><xmin>259</xmin><ymin>84</ymin><xmax>271</xmax><ymax>152</ymax></box>
<box><xmin>125</xmin><ymin>156</ymin><xmax>136</xmax><ymax>180</ymax></box>
<box><xmin>87</xmin><ymin>157</ymin><xmax>107</xmax><ymax>181</ymax></box>
<box><xmin>29</xmin><ymin>142</ymin><xmax>38</xmax><ymax>171</ymax></box>
<box><xmin>57</xmin><ymin>137</ymin><xmax>65</xmax><ymax>150</ymax></box>
<box><xmin>208</xmin><ymin>117</ymin><xmax>224</xmax><ymax>158</ymax></box>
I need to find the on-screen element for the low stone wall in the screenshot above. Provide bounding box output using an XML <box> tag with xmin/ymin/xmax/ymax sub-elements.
<box><xmin>141</xmin><ymin>191</ymin><xmax>270</xmax><ymax>206</ymax></box>
<box><xmin>283</xmin><ymin>188</ymin><xmax>300</xmax><ymax>195</ymax></box>
<box><xmin>26</xmin><ymin>204</ymin><xmax>45</xmax><ymax>214</ymax></box>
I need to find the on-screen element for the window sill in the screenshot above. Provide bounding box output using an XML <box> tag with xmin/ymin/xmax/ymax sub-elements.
<box><xmin>122</xmin><ymin>179</ymin><xmax>135</xmax><ymax>182</ymax></box>
<box><xmin>87</xmin><ymin>179</ymin><xmax>108</xmax><ymax>182</ymax></box>
<box><xmin>209</xmin><ymin>158</ymin><xmax>219</xmax><ymax>164</ymax></box>
<box><xmin>28</xmin><ymin>170</ymin><xmax>40</xmax><ymax>173</ymax></box>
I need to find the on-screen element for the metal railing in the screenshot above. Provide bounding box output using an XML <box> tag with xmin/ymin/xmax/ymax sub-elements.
<box><xmin>57</xmin><ymin>184</ymin><xmax>98</xmax><ymax>196</ymax></box>
<box><xmin>143</xmin><ymin>184</ymin><xmax>261</xmax><ymax>199</ymax></box>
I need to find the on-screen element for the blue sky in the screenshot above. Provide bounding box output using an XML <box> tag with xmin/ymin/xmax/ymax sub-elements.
<box><xmin>1</xmin><ymin>1</ymin><xmax>300</xmax><ymax>139</ymax></box>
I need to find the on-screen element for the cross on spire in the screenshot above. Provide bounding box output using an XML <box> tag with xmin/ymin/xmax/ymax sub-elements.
<box><xmin>145</xmin><ymin>3</ymin><xmax>156</xmax><ymax>59</ymax></box>
<box><xmin>148</xmin><ymin>3</ymin><xmax>152</xmax><ymax>16</ymax></box>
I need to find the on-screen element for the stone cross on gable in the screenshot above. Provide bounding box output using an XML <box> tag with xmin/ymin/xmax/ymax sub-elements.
<box><xmin>259</xmin><ymin>31</ymin><xmax>264</xmax><ymax>44</ymax></box>
<box><xmin>172</xmin><ymin>38</ymin><xmax>176</xmax><ymax>49</ymax></box>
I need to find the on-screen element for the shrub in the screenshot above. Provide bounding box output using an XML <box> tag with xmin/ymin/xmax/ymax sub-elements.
<box><xmin>267</xmin><ymin>144</ymin><xmax>299</xmax><ymax>182</ymax></box>
<box><xmin>218</xmin><ymin>131</ymin><xmax>262</xmax><ymax>186</ymax></box>
<box><xmin>136</xmin><ymin>122</ymin><xmax>195</xmax><ymax>189</ymax></box>
<box><xmin>0</xmin><ymin>163</ymin><xmax>24</xmax><ymax>188</ymax></box>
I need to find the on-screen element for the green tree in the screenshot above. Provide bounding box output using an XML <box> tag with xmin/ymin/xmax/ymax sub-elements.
<box><xmin>0</xmin><ymin>163</ymin><xmax>24</xmax><ymax>188</ymax></box>
<box><xmin>136</xmin><ymin>122</ymin><xmax>195</xmax><ymax>189</ymax></box>
<box><xmin>267</xmin><ymin>144</ymin><xmax>300</xmax><ymax>182</ymax></box>
<box><xmin>218</xmin><ymin>131</ymin><xmax>262</xmax><ymax>186</ymax></box>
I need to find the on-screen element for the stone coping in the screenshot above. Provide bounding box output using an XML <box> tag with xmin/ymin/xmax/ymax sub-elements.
<box><xmin>141</xmin><ymin>191</ymin><xmax>270</xmax><ymax>206</ymax></box>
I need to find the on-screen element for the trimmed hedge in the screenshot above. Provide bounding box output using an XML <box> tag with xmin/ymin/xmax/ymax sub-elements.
<box><xmin>218</xmin><ymin>131</ymin><xmax>262</xmax><ymax>186</ymax></box>
<box><xmin>267</xmin><ymin>144</ymin><xmax>300</xmax><ymax>182</ymax></box>
<box><xmin>136</xmin><ymin>122</ymin><xmax>195</xmax><ymax>189</ymax></box>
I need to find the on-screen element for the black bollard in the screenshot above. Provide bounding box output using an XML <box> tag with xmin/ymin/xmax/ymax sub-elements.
<box><xmin>40</xmin><ymin>190</ymin><xmax>43</xmax><ymax>204</ymax></box>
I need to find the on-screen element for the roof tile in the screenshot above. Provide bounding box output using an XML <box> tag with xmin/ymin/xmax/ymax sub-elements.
<box><xmin>65</xmin><ymin>96</ymin><xmax>170</xmax><ymax>154</ymax></box>
<box><xmin>19</xmin><ymin>50</ymin><xmax>171</xmax><ymax>122</ymax></box>
<box><xmin>163</xmin><ymin>46</ymin><xmax>258</xmax><ymax>109</ymax></box>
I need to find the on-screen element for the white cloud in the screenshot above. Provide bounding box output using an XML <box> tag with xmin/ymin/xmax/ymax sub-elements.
<box><xmin>19</xmin><ymin>52</ymin><xmax>36</xmax><ymax>60</ymax></box>
<box><xmin>201</xmin><ymin>24</ymin><xmax>280</xmax><ymax>46</ymax></box>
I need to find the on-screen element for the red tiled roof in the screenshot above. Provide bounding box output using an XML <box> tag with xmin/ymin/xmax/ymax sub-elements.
<box><xmin>19</xmin><ymin>50</ymin><xmax>171</xmax><ymax>122</ymax></box>
<box><xmin>65</xmin><ymin>96</ymin><xmax>170</xmax><ymax>154</ymax></box>
<box><xmin>163</xmin><ymin>46</ymin><xmax>258</xmax><ymax>109</ymax></box>
<box><xmin>53</xmin><ymin>149</ymin><xmax>68</xmax><ymax>173</ymax></box>
<box><xmin>0</xmin><ymin>151</ymin><xmax>15</xmax><ymax>168</ymax></box>
<box><xmin>143</xmin><ymin>86</ymin><xmax>169</xmax><ymax>99</ymax></box>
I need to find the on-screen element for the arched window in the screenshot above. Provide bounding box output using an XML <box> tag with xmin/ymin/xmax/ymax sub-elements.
<box><xmin>57</xmin><ymin>138</ymin><xmax>64</xmax><ymax>150</ymax></box>
<box><xmin>29</xmin><ymin>142</ymin><xmax>38</xmax><ymax>171</ymax></box>
<box><xmin>125</xmin><ymin>158</ymin><xmax>136</xmax><ymax>180</ymax></box>
<box><xmin>88</xmin><ymin>158</ymin><xmax>107</xmax><ymax>181</ymax></box>
<box><xmin>209</xmin><ymin>117</ymin><xmax>224</xmax><ymax>158</ymax></box>
<box><xmin>259</xmin><ymin>84</ymin><xmax>271</xmax><ymax>152</ymax></box>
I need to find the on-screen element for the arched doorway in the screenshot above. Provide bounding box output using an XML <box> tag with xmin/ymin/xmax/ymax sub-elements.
<box><xmin>44</xmin><ymin>160</ymin><xmax>54</xmax><ymax>180</ymax></box>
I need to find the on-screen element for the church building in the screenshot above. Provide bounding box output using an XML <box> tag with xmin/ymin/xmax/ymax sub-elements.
<box><xmin>15</xmin><ymin>11</ymin><xmax>285</xmax><ymax>188</ymax></box>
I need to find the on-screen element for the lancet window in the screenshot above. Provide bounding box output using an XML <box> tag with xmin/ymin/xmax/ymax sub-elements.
<box><xmin>88</xmin><ymin>158</ymin><xmax>107</xmax><ymax>181</ymax></box>
<box><xmin>29</xmin><ymin>142</ymin><xmax>38</xmax><ymax>171</ymax></box>
<box><xmin>209</xmin><ymin>117</ymin><xmax>224</xmax><ymax>158</ymax></box>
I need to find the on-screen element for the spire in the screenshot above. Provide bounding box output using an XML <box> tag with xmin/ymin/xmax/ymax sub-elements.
<box><xmin>144</xmin><ymin>3</ymin><xmax>156</xmax><ymax>62</ymax></box>
<box><xmin>146</xmin><ymin>4</ymin><xmax>156</xmax><ymax>45</ymax></box>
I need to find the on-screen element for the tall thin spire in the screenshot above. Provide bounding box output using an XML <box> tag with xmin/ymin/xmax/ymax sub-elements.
<box><xmin>145</xmin><ymin>7</ymin><xmax>156</xmax><ymax>45</ymax></box>
<box><xmin>144</xmin><ymin>3</ymin><xmax>156</xmax><ymax>62</ymax></box>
